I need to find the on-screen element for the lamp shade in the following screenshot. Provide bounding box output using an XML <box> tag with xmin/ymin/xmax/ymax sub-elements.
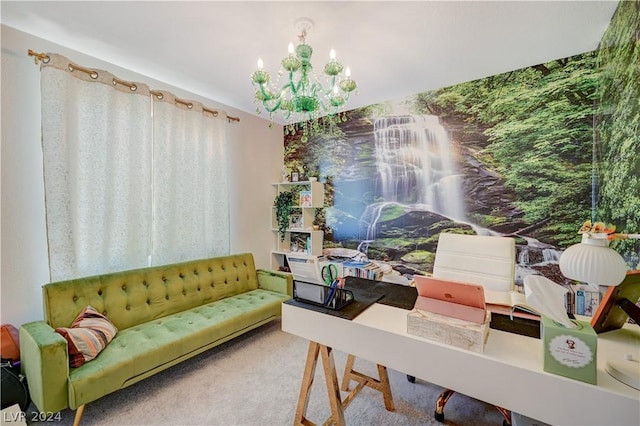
<box><xmin>559</xmin><ymin>233</ymin><xmax>628</xmax><ymax>286</ymax></box>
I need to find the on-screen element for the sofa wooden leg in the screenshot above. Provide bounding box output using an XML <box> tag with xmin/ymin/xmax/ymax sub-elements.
<box><xmin>72</xmin><ymin>405</ymin><xmax>86</xmax><ymax>426</ymax></box>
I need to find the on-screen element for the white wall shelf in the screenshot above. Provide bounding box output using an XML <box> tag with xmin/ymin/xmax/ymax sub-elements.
<box><xmin>271</xmin><ymin>181</ymin><xmax>324</xmax><ymax>270</ymax></box>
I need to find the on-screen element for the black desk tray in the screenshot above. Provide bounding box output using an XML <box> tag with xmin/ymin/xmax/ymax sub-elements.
<box><xmin>293</xmin><ymin>280</ymin><xmax>354</xmax><ymax>311</ymax></box>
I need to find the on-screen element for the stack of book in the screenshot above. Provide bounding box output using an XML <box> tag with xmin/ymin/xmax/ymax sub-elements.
<box><xmin>572</xmin><ymin>284</ymin><xmax>604</xmax><ymax>317</ymax></box>
<box><xmin>342</xmin><ymin>260</ymin><xmax>384</xmax><ymax>281</ymax></box>
<box><xmin>555</xmin><ymin>284</ymin><xmax>605</xmax><ymax>317</ymax></box>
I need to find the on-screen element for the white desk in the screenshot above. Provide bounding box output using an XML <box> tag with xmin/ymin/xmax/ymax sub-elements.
<box><xmin>282</xmin><ymin>302</ymin><xmax>640</xmax><ymax>426</ymax></box>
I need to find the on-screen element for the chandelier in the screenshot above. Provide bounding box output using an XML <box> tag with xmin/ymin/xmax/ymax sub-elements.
<box><xmin>251</xmin><ymin>17</ymin><xmax>357</xmax><ymax>142</ymax></box>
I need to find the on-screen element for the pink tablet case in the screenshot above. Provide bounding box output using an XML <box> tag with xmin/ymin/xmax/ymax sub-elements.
<box><xmin>413</xmin><ymin>275</ymin><xmax>487</xmax><ymax>324</ymax></box>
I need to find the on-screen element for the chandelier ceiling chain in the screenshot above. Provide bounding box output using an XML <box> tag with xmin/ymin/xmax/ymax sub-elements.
<box><xmin>251</xmin><ymin>17</ymin><xmax>357</xmax><ymax>142</ymax></box>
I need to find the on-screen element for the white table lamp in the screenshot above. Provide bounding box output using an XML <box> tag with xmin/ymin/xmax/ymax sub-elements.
<box><xmin>559</xmin><ymin>232</ymin><xmax>628</xmax><ymax>288</ymax></box>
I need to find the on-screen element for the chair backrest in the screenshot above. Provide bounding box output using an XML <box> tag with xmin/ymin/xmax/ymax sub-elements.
<box><xmin>432</xmin><ymin>233</ymin><xmax>515</xmax><ymax>293</ymax></box>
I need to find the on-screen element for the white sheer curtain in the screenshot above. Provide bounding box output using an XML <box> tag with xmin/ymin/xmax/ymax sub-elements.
<box><xmin>41</xmin><ymin>54</ymin><xmax>152</xmax><ymax>281</ymax></box>
<box><xmin>40</xmin><ymin>54</ymin><xmax>230</xmax><ymax>281</ymax></box>
<box><xmin>151</xmin><ymin>92</ymin><xmax>230</xmax><ymax>265</ymax></box>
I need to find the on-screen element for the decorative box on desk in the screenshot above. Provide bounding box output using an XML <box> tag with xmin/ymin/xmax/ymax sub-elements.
<box><xmin>407</xmin><ymin>309</ymin><xmax>491</xmax><ymax>353</ymax></box>
<box><xmin>541</xmin><ymin>315</ymin><xmax>597</xmax><ymax>384</ymax></box>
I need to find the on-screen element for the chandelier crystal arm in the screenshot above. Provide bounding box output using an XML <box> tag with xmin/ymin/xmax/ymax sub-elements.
<box><xmin>323</xmin><ymin>75</ymin><xmax>338</xmax><ymax>96</ymax></box>
<box><xmin>256</xmin><ymin>83</ymin><xmax>274</xmax><ymax>101</ymax></box>
<box><xmin>308</xmin><ymin>80</ymin><xmax>321</xmax><ymax>97</ymax></box>
<box><xmin>289</xmin><ymin>72</ymin><xmax>301</xmax><ymax>96</ymax></box>
<box><xmin>256</xmin><ymin>84</ymin><xmax>284</xmax><ymax>113</ymax></box>
<box><xmin>296</xmin><ymin>66</ymin><xmax>313</xmax><ymax>95</ymax></box>
<box><xmin>263</xmin><ymin>98</ymin><xmax>283</xmax><ymax>114</ymax></box>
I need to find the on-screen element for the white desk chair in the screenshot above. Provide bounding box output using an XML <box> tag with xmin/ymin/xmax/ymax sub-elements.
<box><xmin>432</xmin><ymin>232</ymin><xmax>515</xmax><ymax>294</ymax></box>
<box><xmin>414</xmin><ymin>232</ymin><xmax>516</xmax><ymax>425</ymax></box>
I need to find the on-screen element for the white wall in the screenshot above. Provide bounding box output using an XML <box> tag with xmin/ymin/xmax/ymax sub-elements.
<box><xmin>0</xmin><ymin>25</ymin><xmax>283</xmax><ymax>327</ymax></box>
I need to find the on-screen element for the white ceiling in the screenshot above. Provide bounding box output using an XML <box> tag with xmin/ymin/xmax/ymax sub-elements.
<box><xmin>1</xmin><ymin>1</ymin><xmax>619</xmax><ymax>123</ymax></box>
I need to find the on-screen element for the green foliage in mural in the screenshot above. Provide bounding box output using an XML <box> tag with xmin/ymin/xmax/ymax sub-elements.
<box><xmin>284</xmin><ymin>115</ymin><xmax>348</xmax><ymax>181</ymax></box>
<box><xmin>596</xmin><ymin>0</ymin><xmax>640</xmax><ymax>266</ymax></box>
<box><xmin>412</xmin><ymin>54</ymin><xmax>598</xmax><ymax>246</ymax></box>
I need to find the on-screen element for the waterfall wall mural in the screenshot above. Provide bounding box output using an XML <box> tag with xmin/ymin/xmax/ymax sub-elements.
<box><xmin>283</xmin><ymin>2</ymin><xmax>639</xmax><ymax>286</ymax></box>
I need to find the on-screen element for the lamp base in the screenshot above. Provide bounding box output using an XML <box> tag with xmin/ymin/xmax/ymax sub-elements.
<box><xmin>605</xmin><ymin>354</ymin><xmax>640</xmax><ymax>390</ymax></box>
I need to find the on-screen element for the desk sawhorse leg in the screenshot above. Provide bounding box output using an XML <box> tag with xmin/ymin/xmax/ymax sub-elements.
<box><xmin>294</xmin><ymin>342</ymin><xmax>395</xmax><ymax>426</ymax></box>
<box><xmin>340</xmin><ymin>354</ymin><xmax>394</xmax><ymax>412</ymax></box>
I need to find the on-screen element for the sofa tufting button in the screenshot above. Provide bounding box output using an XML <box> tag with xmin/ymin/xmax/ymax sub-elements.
<box><xmin>208</xmin><ymin>267</ymin><xmax>212</xmax><ymax>272</ymax></box>
<box><xmin>126</xmin><ymin>305</ymin><xmax>130</xmax><ymax>310</ymax></box>
<box><xmin>73</xmin><ymin>296</ymin><xmax>78</xmax><ymax>301</ymax></box>
<box><xmin>147</xmin><ymin>299</ymin><xmax>151</xmax><ymax>304</ymax></box>
<box><xmin>162</xmin><ymin>276</ymin><xmax>166</xmax><ymax>282</ymax></box>
<box><xmin>179</xmin><ymin>273</ymin><xmax>184</xmax><ymax>278</ymax></box>
<box><xmin>165</xmin><ymin>295</ymin><xmax>169</xmax><ymax>300</ymax></box>
<box><xmin>193</xmin><ymin>270</ymin><xmax>198</xmax><ymax>275</ymax></box>
<box><xmin>98</xmin><ymin>290</ymin><xmax>103</xmax><ymax>296</ymax></box>
<box><xmin>182</xmin><ymin>290</ymin><xmax>186</xmax><ymax>296</ymax></box>
<box><xmin>122</xmin><ymin>284</ymin><xmax>126</xmax><ymax>291</ymax></box>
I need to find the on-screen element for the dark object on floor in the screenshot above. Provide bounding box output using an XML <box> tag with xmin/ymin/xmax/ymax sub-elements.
<box><xmin>1</xmin><ymin>359</ymin><xmax>30</xmax><ymax>411</ymax></box>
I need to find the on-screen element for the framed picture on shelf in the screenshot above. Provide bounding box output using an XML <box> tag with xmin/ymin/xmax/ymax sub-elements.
<box><xmin>290</xmin><ymin>213</ymin><xmax>304</xmax><ymax>229</ymax></box>
<box><xmin>299</xmin><ymin>190</ymin><xmax>312</xmax><ymax>207</ymax></box>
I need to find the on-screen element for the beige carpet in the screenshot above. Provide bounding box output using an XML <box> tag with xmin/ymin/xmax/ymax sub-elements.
<box><xmin>27</xmin><ymin>319</ymin><xmax>504</xmax><ymax>425</ymax></box>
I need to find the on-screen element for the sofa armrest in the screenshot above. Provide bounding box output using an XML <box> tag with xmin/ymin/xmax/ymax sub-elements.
<box><xmin>257</xmin><ymin>269</ymin><xmax>293</xmax><ymax>297</ymax></box>
<box><xmin>20</xmin><ymin>321</ymin><xmax>70</xmax><ymax>413</ymax></box>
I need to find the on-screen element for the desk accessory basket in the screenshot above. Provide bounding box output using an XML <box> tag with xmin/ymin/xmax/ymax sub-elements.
<box><xmin>293</xmin><ymin>280</ymin><xmax>354</xmax><ymax>310</ymax></box>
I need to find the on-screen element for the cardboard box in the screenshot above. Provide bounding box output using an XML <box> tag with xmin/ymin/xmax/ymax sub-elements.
<box><xmin>407</xmin><ymin>309</ymin><xmax>491</xmax><ymax>353</ymax></box>
<box><xmin>541</xmin><ymin>315</ymin><xmax>597</xmax><ymax>384</ymax></box>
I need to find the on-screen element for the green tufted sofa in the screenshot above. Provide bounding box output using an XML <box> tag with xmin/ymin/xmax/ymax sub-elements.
<box><xmin>19</xmin><ymin>253</ymin><xmax>292</xmax><ymax>425</ymax></box>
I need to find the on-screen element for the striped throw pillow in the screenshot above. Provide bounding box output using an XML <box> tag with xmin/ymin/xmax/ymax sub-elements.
<box><xmin>55</xmin><ymin>305</ymin><xmax>118</xmax><ymax>368</ymax></box>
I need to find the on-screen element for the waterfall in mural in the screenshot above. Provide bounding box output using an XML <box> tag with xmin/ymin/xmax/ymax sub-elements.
<box><xmin>375</xmin><ymin>115</ymin><xmax>465</xmax><ymax>217</ymax></box>
<box><xmin>362</xmin><ymin>115</ymin><xmax>466</xmax><ymax>240</ymax></box>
